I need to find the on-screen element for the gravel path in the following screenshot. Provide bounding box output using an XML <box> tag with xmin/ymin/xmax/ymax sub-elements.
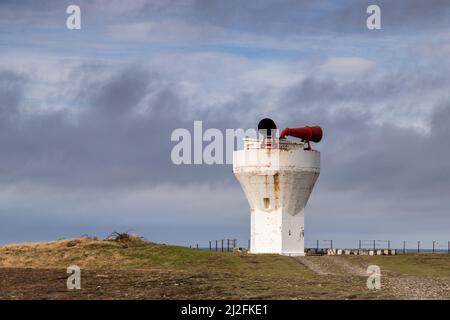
<box><xmin>295</xmin><ymin>256</ymin><xmax>450</xmax><ymax>299</ymax></box>
<box><xmin>383</xmin><ymin>276</ymin><xmax>450</xmax><ymax>299</ymax></box>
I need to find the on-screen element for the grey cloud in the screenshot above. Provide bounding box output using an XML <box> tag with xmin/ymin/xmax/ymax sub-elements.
<box><xmin>2</xmin><ymin>0</ymin><xmax>450</xmax><ymax>38</ymax></box>
<box><xmin>0</xmin><ymin>64</ymin><xmax>245</xmax><ymax>191</ymax></box>
<box><xmin>0</xmin><ymin>61</ymin><xmax>251</xmax><ymax>243</ymax></box>
<box><xmin>283</xmin><ymin>71</ymin><xmax>448</xmax><ymax>111</ymax></box>
<box><xmin>90</xmin><ymin>67</ymin><xmax>152</xmax><ymax>117</ymax></box>
<box><xmin>324</xmin><ymin>0</ymin><xmax>450</xmax><ymax>34</ymax></box>
<box><xmin>134</xmin><ymin>0</ymin><xmax>450</xmax><ymax>35</ymax></box>
<box><xmin>271</xmin><ymin>70</ymin><xmax>450</xmax><ymax>240</ymax></box>
<box><xmin>1</xmin><ymin>0</ymin><xmax>450</xmax><ymax>244</ymax></box>
<box><xmin>0</xmin><ymin>70</ymin><xmax>26</xmax><ymax>118</ymax></box>
<box><xmin>3</xmin><ymin>60</ymin><xmax>449</xmax><ymax>205</ymax></box>
<box><xmin>1</xmin><ymin>63</ymin><xmax>449</xmax><ymax>244</ymax></box>
<box><xmin>293</xmin><ymin>100</ymin><xmax>450</xmax><ymax>242</ymax></box>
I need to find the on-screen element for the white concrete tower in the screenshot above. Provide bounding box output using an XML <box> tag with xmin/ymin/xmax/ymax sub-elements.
<box><xmin>233</xmin><ymin>119</ymin><xmax>322</xmax><ymax>256</ymax></box>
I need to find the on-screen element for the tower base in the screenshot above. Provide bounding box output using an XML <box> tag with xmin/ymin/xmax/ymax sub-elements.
<box><xmin>248</xmin><ymin>251</ymin><xmax>306</xmax><ymax>256</ymax></box>
<box><xmin>249</xmin><ymin>208</ymin><xmax>305</xmax><ymax>256</ymax></box>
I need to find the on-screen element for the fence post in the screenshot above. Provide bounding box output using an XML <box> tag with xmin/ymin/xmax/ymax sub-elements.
<box><xmin>196</xmin><ymin>243</ymin><xmax>199</xmax><ymax>249</ymax></box>
<box><xmin>448</xmin><ymin>241</ymin><xmax>450</xmax><ymax>254</ymax></box>
<box><xmin>432</xmin><ymin>241</ymin><xmax>435</xmax><ymax>253</ymax></box>
<box><xmin>248</xmin><ymin>239</ymin><xmax>250</xmax><ymax>250</ymax></box>
<box><xmin>417</xmin><ymin>241</ymin><xmax>420</xmax><ymax>253</ymax></box>
<box><xmin>215</xmin><ymin>240</ymin><xmax>218</xmax><ymax>251</ymax></box>
<box><xmin>221</xmin><ymin>239</ymin><xmax>224</xmax><ymax>252</ymax></box>
<box><xmin>209</xmin><ymin>241</ymin><xmax>211</xmax><ymax>251</ymax></box>
<box><xmin>227</xmin><ymin>239</ymin><xmax>229</xmax><ymax>252</ymax></box>
<box><xmin>403</xmin><ymin>240</ymin><xmax>406</xmax><ymax>254</ymax></box>
<box><xmin>316</xmin><ymin>240</ymin><xmax>319</xmax><ymax>250</ymax></box>
<box><xmin>388</xmin><ymin>240</ymin><xmax>390</xmax><ymax>250</ymax></box>
<box><xmin>359</xmin><ymin>240</ymin><xmax>361</xmax><ymax>249</ymax></box>
<box><xmin>373</xmin><ymin>240</ymin><xmax>376</xmax><ymax>251</ymax></box>
<box><xmin>331</xmin><ymin>240</ymin><xmax>333</xmax><ymax>249</ymax></box>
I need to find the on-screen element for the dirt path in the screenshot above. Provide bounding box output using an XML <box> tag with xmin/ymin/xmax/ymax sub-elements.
<box><xmin>295</xmin><ymin>256</ymin><xmax>366</xmax><ymax>276</ymax></box>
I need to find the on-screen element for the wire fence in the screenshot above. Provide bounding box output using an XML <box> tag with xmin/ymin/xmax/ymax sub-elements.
<box><xmin>190</xmin><ymin>239</ymin><xmax>239</xmax><ymax>252</ymax></box>
<box><xmin>305</xmin><ymin>240</ymin><xmax>333</xmax><ymax>250</ymax></box>
<box><xmin>189</xmin><ymin>239</ymin><xmax>450</xmax><ymax>254</ymax></box>
<box><xmin>313</xmin><ymin>240</ymin><xmax>450</xmax><ymax>253</ymax></box>
<box><xmin>393</xmin><ymin>240</ymin><xmax>450</xmax><ymax>254</ymax></box>
<box><xmin>358</xmin><ymin>240</ymin><xmax>391</xmax><ymax>250</ymax></box>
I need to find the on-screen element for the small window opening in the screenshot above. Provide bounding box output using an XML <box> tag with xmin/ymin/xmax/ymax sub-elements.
<box><xmin>263</xmin><ymin>197</ymin><xmax>270</xmax><ymax>209</ymax></box>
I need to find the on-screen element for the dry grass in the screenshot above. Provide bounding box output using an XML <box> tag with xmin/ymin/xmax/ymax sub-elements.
<box><xmin>0</xmin><ymin>236</ymin><xmax>140</xmax><ymax>270</ymax></box>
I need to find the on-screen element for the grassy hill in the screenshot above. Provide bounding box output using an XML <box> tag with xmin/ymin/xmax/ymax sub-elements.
<box><xmin>0</xmin><ymin>236</ymin><xmax>449</xmax><ymax>299</ymax></box>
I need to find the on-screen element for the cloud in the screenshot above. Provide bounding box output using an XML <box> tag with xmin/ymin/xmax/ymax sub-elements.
<box><xmin>3</xmin><ymin>0</ymin><xmax>450</xmax><ymax>55</ymax></box>
<box><xmin>0</xmin><ymin>70</ymin><xmax>27</xmax><ymax>118</ymax></box>
<box><xmin>1</xmin><ymin>52</ymin><xmax>449</xmax><ymax>245</ymax></box>
<box><xmin>1</xmin><ymin>0</ymin><xmax>450</xmax><ymax>245</ymax></box>
<box><xmin>318</xmin><ymin>57</ymin><xmax>375</xmax><ymax>77</ymax></box>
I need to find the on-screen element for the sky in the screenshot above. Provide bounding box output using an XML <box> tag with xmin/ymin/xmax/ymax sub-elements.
<box><xmin>0</xmin><ymin>0</ymin><xmax>449</xmax><ymax>249</ymax></box>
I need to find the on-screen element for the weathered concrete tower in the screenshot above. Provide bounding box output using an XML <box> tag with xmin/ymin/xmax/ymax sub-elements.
<box><xmin>233</xmin><ymin>119</ymin><xmax>322</xmax><ymax>256</ymax></box>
